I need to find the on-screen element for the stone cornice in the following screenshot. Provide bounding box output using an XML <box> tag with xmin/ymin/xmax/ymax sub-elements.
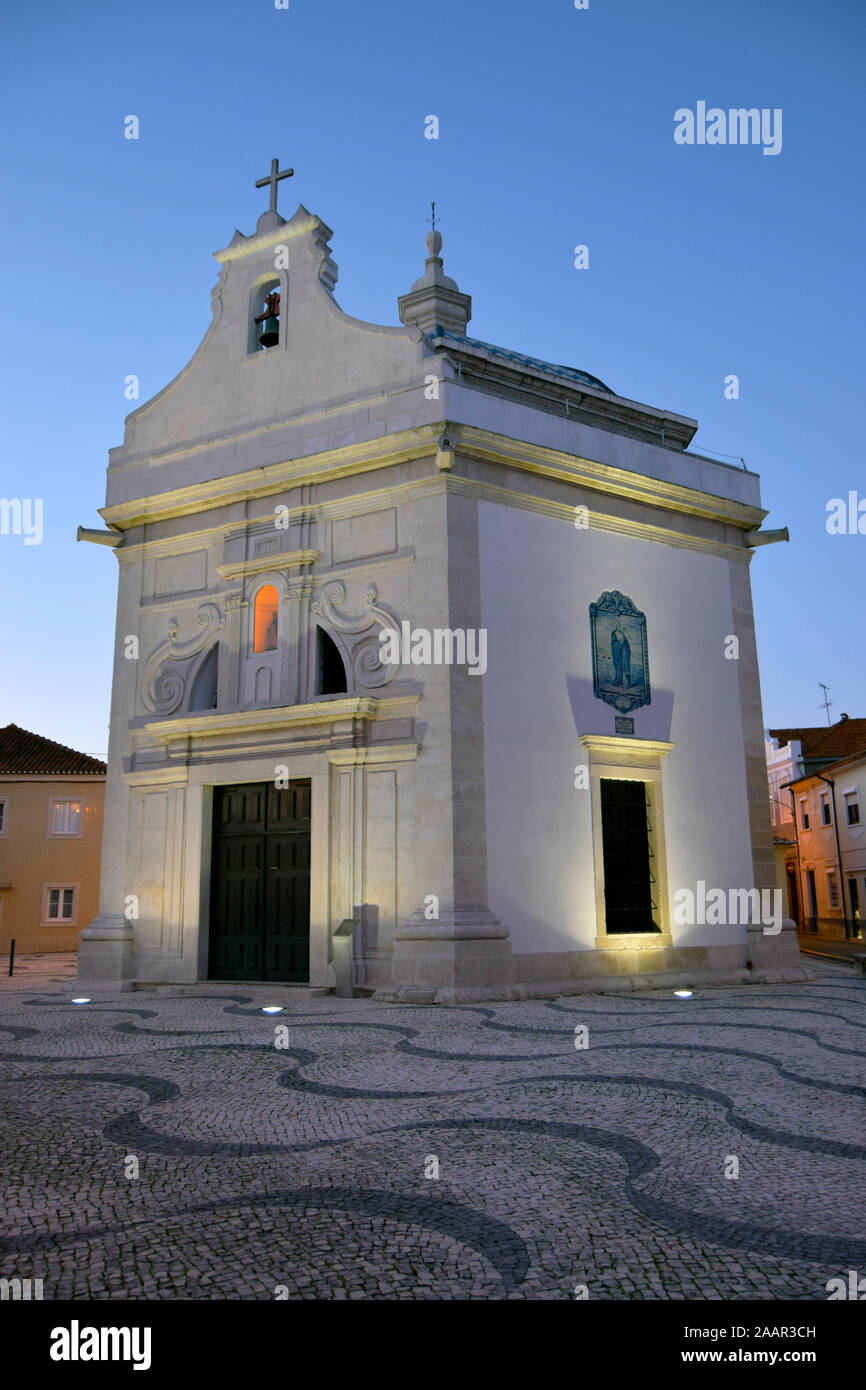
<box><xmin>215</xmin><ymin>549</ymin><xmax>319</xmax><ymax>581</ymax></box>
<box><xmin>456</xmin><ymin>427</ymin><xmax>765</xmax><ymax>530</ymax></box>
<box><xmin>111</xmin><ymin>520</ymin><xmax>244</xmax><ymax>562</ymax></box>
<box><xmin>111</xmin><ymin>471</ymin><xmax>752</xmax><ymax>568</ymax></box>
<box><xmin>137</xmin><ymin>694</ymin><xmax>421</xmax><ymax>744</ymax></box>
<box><xmin>327</xmin><ymin>743</ymin><xmax>419</xmax><ymax>767</ymax></box>
<box><xmin>442</xmin><ymin>475</ymin><xmax>753</xmax><ymax>564</ymax></box>
<box><xmin>102</xmin><ymin>425</ymin><xmax>445</xmax><ymax>529</ymax></box>
<box><xmin>102</xmin><ymin>420</ymin><xmax>763</xmax><ymax>550</ymax></box>
<box><xmin>106</xmin><ymin>478</ymin><xmax>754</xmax><ymax>572</ymax></box>
<box><xmin>124</xmin><ymin>767</ymin><xmax>191</xmax><ymax>788</ymax></box>
<box><xmin>580</xmin><ymin>735</ymin><xmax>675</xmax><ymax>770</ymax></box>
<box><xmin>123</xmin><ymin>739</ymin><xmax>421</xmax><ymax>785</ymax></box>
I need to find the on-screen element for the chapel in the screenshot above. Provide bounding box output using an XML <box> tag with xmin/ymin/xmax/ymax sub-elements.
<box><xmin>76</xmin><ymin>162</ymin><xmax>803</xmax><ymax>998</ymax></box>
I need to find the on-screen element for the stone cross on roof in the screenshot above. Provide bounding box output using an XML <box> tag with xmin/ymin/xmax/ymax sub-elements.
<box><xmin>255</xmin><ymin>157</ymin><xmax>294</xmax><ymax>216</ymax></box>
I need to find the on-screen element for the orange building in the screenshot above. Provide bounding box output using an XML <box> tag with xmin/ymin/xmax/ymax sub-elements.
<box><xmin>767</xmin><ymin>715</ymin><xmax>866</xmax><ymax>940</ymax></box>
<box><xmin>0</xmin><ymin>725</ymin><xmax>106</xmax><ymax>954</ymax></box>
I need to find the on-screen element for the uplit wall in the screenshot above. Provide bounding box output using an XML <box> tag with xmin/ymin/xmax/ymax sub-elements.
<box><xmin>479</xmin><ymin>500</ymin><xmax>754</xmax><ymax>959</ymax></box>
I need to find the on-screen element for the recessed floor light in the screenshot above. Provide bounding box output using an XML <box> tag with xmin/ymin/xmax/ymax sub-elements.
<box><xmin>262</xmin><ymin>1006</ymin><xmax>283</xmax><ymax>1014</ymax></box>
<box><xmin>71</xmin><ymin>998</ymin><xmax>91</xmax><ymax>1004</ymax></box>
<box><xmin>674</xmin><ymin>989</ymin><xmax>693</xmax><ymax>999</ymax></box>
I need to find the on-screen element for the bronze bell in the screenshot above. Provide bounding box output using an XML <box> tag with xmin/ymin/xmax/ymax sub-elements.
<box><xmin>258</xmin><ymin>316</ymin><xmax>279</xmax><ymax>348</ymax></box>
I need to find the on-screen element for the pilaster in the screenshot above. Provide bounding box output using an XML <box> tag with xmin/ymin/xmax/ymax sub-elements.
<box><xmin>220</xmin><ymin>592</ymin><xmax>246</xmax><ymax>708</ymax></box>
<box><xmin>729</xmin><ymin>558</ymin><xmax>804</xmax><ymax>976</ymax></box>
<box><xmin>76</xmin><ymin>553</ymin><xmax>141</xmax><ymax>990</ymax></box>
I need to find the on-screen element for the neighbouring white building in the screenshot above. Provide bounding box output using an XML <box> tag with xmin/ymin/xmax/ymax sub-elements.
<box><xmin>76</xmin><ymin>168</ymin><xmax>803</xmax><ymax>999</ymax></box>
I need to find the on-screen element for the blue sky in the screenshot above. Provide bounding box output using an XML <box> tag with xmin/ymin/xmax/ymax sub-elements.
<box><xmin>0</xmin><ymin>0</ymin><xmax>863</xmax><ymax>760</ymax></box>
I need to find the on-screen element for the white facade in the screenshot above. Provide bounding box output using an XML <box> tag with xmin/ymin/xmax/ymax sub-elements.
<box><xmin>76</xmin><ymin>193</ymin><xmax>803</xmax><ymax>998</ymax></box>
<box><xmin>484</xmin><ymin>516</ymin><xmax>755</xmax><ymax>965</ymax></box>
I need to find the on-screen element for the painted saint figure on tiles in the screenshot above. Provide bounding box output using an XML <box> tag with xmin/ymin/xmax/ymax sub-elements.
<box><xmin>611</xmin><ymin>623</ymin><xmax>631</xmax><ymax>688</ymax></box>
<box><xmin>590</xmin><ymin>591</ymin><xmax>650</xmax><ymax>714</ymax></box>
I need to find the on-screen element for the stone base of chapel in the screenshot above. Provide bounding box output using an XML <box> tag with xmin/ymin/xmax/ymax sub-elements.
<box><xmin>373</xmin><ymin>919</ymin><xmax>811</xmax><ymax>1003</ymax></box>
<box><xmin>74</xmin><ymin>916</ymin><xmax>136</xmax><ymax>992</ymax></box>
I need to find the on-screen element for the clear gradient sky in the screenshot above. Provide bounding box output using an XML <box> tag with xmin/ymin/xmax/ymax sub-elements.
<box><xmin>1</xmin><ymin>0</ymin><xmax>863</xmax><ymax>761</ymax></box>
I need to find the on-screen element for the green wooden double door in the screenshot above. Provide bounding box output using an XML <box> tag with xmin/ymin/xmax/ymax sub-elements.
<box><xmin>208</xmin><ymin>781</ymin><xmax>311</xmax><ymax>981</ymax></box>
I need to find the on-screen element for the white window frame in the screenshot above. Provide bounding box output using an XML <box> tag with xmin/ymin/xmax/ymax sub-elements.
<box><xmin>826</xmin><ymin>870</ymin><xmax>840</xmax><ymax>910</ymax></box>
<box><xmin>843</xmin><ymin>791</ymin><xmax>860</xmax><ymax>826</ymax></box>
<box><xmin>47</xmin><ymin>797</ymin><xmax>84</xmax><ymax>838</ymax></box>
<box><xmin>799</xmin><ymin>797</ymin><xmax>809</xmax><ymax>830</ymax></box>
<box><xmin>820</xmin><ymin>792</ymin><xmax>831</xmax><ymax>826</ymax></box>
<box><xmin>41</xmin><ymin>883</ymin><xmax>79</xmax><ymax>926</ymax></box>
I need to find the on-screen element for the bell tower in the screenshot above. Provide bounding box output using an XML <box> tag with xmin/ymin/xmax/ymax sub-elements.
<box><xmin>246</xmin><ymin>158</ymin><xmax>294</xmax><ymax>352</ymax></box>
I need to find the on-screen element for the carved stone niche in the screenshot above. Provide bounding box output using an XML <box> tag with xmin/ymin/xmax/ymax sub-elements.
<box><xmin>141</xmin><ymin>604</ymin><xmax>225</xmax><ymax>716</ymax></box>
<box><xmin>310</xmin><ymin>580</ymin><xmax>402</xmax><ymax>690</ymax></box>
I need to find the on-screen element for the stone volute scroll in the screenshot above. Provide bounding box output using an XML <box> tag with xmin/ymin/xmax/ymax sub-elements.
<box><xmin>141</xmin><ymin>603</ymin><xmax>225</xmax><ymax>715</ymax></box>
<box><xmin>311</xmin><ymin>580</ymin><xmax>401</xmax><ymax>690</ymax></box>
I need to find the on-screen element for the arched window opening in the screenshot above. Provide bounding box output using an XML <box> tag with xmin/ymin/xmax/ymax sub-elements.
<box><xmin>249</xmin><ymin>277</ymin><xmax>281</xmax><ymax>352</ymax></box>
<box><xmin>253</xmin><ymin>585</ymin><xmax>279</xmax><ymax>653</ymax></box>
<box><xmin>189</xmin><ymin>644</ymin><xmax>219</xmax><ymax>711</ymax></box>
<box><xmin>317</xmin><ymin>626</ymin><xmax>347</xmax><ymax>696</ymax></box>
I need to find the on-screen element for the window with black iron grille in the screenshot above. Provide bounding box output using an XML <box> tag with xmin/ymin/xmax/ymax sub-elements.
<box><xmin>599</xmin><ymin>777</ymin><xmax>660</xmax><ymax>933</ymax></box>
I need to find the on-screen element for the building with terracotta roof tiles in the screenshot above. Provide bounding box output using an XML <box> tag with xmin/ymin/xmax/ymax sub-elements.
<box><xmin>0</xmin><ymin>725</ymin><xmax>106</xmax><ymax>954</ymax></box>
<box><xmin>766</xmin><ymin>715</ymin><xmax>866</xmax><ymax>940</ymax></box>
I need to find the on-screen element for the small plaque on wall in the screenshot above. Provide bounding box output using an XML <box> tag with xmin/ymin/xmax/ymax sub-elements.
<box><xmin>615</xmin><ymin>716</ymin><xmax>635</xmax><ymax>736</ymax></box>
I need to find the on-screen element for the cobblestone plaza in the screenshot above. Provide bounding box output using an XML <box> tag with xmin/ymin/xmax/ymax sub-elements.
<box><xmin>1</xmin><ymin>959</ymin><xmax>864</xmax><ymax>1301</ymax></box>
